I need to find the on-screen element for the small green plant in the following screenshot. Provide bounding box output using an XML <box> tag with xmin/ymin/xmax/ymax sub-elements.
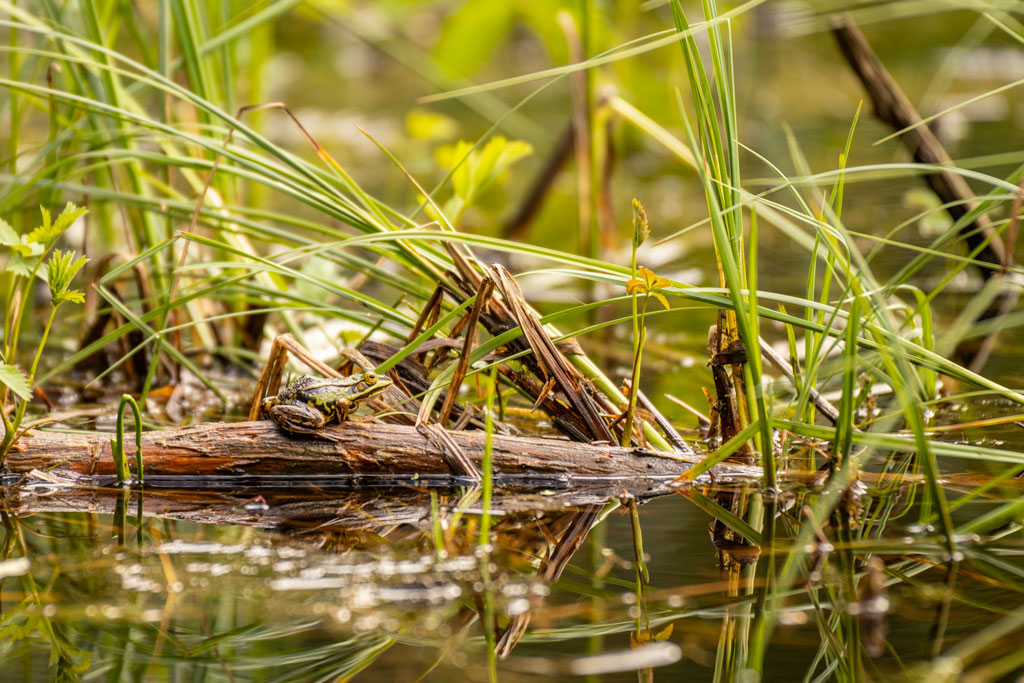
<box><xmin>0</xmin><ymin>203</ymin><xmax>89</xmax><ymax>460</ymax></box>
<box><xmin>621</xmin><ymin>199</ymin><xmax>669</xmax><ymax>447</ymax></box>
<box><xmin>432</xmin><ymin>136</ymin><xmax>533</xmax><ymax>227</ymax></box>
<box><xmin>110</xmin><ymin>394</ymin><xmax>144</xmax><ymax>486</ymax></box>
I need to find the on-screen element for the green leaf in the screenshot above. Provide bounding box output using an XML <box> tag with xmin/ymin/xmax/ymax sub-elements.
<box><xmin>52</xmin><ymin>202</ymin><xmax>88</xmax><ymax>236</ymax></box>
<box><xmin>0</xmin><ymin>363</ymin><xmax>32</xmax><ymax>401</ymax></box>
<box><xmin>435</xmin><ymin>140</ymin><xmax>475</xmax><ymax>200</ymax></box>
<box><xmin>435</xmin><ymin>137</ymin><xmax>532</xmax><ymax>207</ymax></box>
<box><xmin>0</xmin><ymin>218</ymin><xmax>18</xmax><ymax>245</ymax></box>
<box><xmin>476</xmin><ymin>137</ymin><xmax>532</xmax><ymax>193</ymax></box>
<box><xmin>3</xmin><ymin>241</ymin><xmax>40</xmax><ymax>258</ymax></box>
<box><xmin>28</xmin><ymin>203</ymin><xmax>87</xmax><ymax>248</ymax></box>
<box><xmin>0</xmin><ymin>220</ymin><xmax>43</xmax><ymax>259</ymax></box>
<box><xmin>26</xmin><ymin>206</ymin><xmax>53</xmax><ymax>248</ymax></box>
<box><xmin>447</xmin><ymin>140</ymin><xmax>476</xmax><ymax>200</ymax></box>
<box><xmin>20</xmin><ymin>242</ymin><xmax>43</xmax><ymax>258</ymax></box>
<box><xmin>46</xmin><ymin>250</ymin><xmax>89</xmax><ymax>304</ymax></box>
<box><xmin>57</xmin><ymin>289</ymin><xmax>85</xmax><ymax>305</ymax></box>
<box><xmin>433</xmin><ymin>0</ymin><xmax>515</xmax><ymax>79</ymax></box>
<box><xmin>476</xmin><ymin>136</ymin><xmax>506</xmax><ymax>184</ymax></box>
<box><xmin>406</xmin><ymin>109</ymin><xmax>458</xmax><ymax>140</ymax></box>
<box><xmin>25</xmin><ymin>226</ymin><xmax>47</xmax><ymax>247</ymax></box>
<box><xmin>7</xmin><ymin>253</ymin><xmax>37</xmax><ymax>278</ymax></box>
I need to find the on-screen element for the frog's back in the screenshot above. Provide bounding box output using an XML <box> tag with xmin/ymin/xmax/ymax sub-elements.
<box><xmin>278</xmin><ymin>375</ymin><xmax>320</xmax><ymax>400</ymax></box>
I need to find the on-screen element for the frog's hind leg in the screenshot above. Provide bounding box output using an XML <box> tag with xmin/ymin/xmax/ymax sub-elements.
<box><xmin>274</xmin><ymin>421</ymin><xmax>343</xmax><ymax>442</ymax></box>
<box><xmin>266</xmin><ymin>404</ymin><xmax>342</xmax><ymax>442</ymax></box>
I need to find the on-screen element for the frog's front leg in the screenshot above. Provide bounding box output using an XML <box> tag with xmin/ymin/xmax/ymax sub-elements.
<box><xmin>331</xmin><ymin>398</ymin><xmax>354</xmax><ymax>423</ymax></box>
<box><xmin>265</xmin><ymin>401</ymin><xmax>341</xmax><ymax>441</ymax></box>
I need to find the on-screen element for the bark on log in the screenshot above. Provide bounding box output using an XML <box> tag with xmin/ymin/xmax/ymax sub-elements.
<box><xmin>5</xmin><ymin>420</ymin><xmax>759</xmax><ymax>484</ymax></box>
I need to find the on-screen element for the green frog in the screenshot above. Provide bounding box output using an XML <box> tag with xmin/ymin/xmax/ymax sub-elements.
<box><xmin>261</xmin><ymin>372</ymin><xmax>393</xmax><ymax>439</ymax></box>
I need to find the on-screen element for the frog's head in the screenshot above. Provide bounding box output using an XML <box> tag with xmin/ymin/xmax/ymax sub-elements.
<box><xmin>328</xmin><ymin>370</ymin><xmax>392</xmax><ymax>421</ymax></box>
<box><xmin>348</xmin><ymin>370</ymin><xmax>393</xmax><ymax>401</ymax></box>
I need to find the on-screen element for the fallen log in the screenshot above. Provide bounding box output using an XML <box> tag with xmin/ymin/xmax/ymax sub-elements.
<box><xmin>4</xmin><ymin>420</ymin><xmax>761</xmax><ymax>485</ymax></box>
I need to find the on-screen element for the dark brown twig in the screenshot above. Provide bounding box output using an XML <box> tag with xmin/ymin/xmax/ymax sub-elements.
<box><xmin>502</xmin><ymin>122</ymin><xmax>574</xmax><ymax>241</ymax></box>
<box><xmin>831</xmin><ymin>15</ymin><xmax>1009</xmax><ymax>273</ymax></box>
<box><xmin>490</xmin><ymin>265</ymin><xmax>614</xmax><ymax>443</ymax></box>
<box><xmin>438</xmin><ymin>277</ymin><xmax>494</xmax><ymax>426</ymax></box>
<box><xmin>758</xmin><ymin>338</ymin><xmax>840</xmax><ymax>425</ymax></box>
<box><xmin>405</xmin><ymin>283</ymin><xmax>445</xmax><ymax>363</ymax></box>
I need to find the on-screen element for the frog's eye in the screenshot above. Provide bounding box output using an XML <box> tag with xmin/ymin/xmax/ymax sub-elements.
<box><xmin>364</xmin><ymin>372</ymin><xmax>377</xmax><ymax>384</ymax></box>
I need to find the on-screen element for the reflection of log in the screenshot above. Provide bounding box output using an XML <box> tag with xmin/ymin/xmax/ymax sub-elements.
<box><xmin>9</xmin><ymin>485</ymin><xmax>653</xmax><ymax>533</ymax></box>
<box><xmin>6</xmin><ymin>420</ymin><xmax>759</xmax><ymax>483</ymax></box>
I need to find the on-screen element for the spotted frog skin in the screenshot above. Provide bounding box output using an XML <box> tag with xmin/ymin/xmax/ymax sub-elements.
<box><xmin>261</xmin><ymin>372</ymin><xmax>392</xmax><ymax>438</ymax></box>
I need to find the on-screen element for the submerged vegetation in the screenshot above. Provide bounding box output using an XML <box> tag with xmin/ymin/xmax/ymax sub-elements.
<box><xmin>1</xmin><ymin>0</ymin><xmax>1023</xmax><ymax>680</ymax></box>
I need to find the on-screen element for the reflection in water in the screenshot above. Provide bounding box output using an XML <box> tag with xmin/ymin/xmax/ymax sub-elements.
<box><xmin>1</xmin><ymin>474</ymin><xmax>1022</xmax><ymax>681</ymax></box>
<box><xmin>495</xmin><ymin>503</ymin><xmax>606</xmax><ymax>656</ymax></box>
<box><xmin>0</xmin><ymin>482</ymin><xmax>674</xmax><ymax>680</ymax></box>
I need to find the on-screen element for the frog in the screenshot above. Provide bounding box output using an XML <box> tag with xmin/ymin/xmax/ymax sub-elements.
<box><xmin>261</xmin><ymin>372</ymin><xmax>393</xmax><ymax>439</ymax></box>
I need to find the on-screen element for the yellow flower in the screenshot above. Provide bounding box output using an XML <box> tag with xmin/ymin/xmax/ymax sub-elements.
<box><xmin>625</xmin><ymin>266</ymin><xmax>671</xmax><ymax>310</ymax></box>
